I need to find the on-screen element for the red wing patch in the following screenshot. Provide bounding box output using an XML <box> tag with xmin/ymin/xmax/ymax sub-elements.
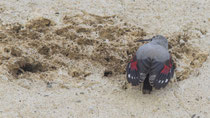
<box><xmin>131</xmin><ymin>61</ymin><xmax>138</xmax><ymax>71</ymax></box>
<box><xmin>160</xmin><ymin>64</ymin><xmax>170</xmax><ymax>74</ymax></box>
<box><xmin>160</xmin><ymin>58</ymin><xmax>172</xmax><ymax>74</ymax></box>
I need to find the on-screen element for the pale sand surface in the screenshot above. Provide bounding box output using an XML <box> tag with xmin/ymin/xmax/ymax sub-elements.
<box><xmin>0</xmin><ymin>0</ymin><xmax>210</xmax><ymax>118</ymax></box>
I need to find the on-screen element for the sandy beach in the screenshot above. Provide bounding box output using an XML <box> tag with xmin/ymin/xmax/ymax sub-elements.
<box><xmin>0</xmin><ymin>0</ymin><xmax>210</xmax><ymax>117</ymax></box>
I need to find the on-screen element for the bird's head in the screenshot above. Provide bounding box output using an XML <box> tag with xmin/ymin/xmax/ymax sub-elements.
<box><xmin>136</xmin><ymin>35</ymin><xmax>168</xmax><ymax>49</ymax></box>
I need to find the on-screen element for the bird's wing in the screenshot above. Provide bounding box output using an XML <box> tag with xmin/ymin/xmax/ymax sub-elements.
<box><xmin>149</xmin><ymin>57</ymin><xmax>175</xmax><ymax>89</ymax></box>
<box><xmin>126</xmin><ymin>55</ymin><xmax>140</xmax><ymax>86</ymax></box>
<box><xmin>126</xmin><ymin>55</ymin><xmax>149</xmax><ymax>86</ymax></box>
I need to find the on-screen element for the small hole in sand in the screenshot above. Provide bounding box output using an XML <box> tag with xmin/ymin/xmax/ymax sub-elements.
<box><xmin>104</xmin><ymin>70</ymin><xmax>113</xmax><ymax>77</ymax></box>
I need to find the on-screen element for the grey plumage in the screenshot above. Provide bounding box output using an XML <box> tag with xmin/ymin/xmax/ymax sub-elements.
<box><xmin>126</xmin><ymin>35</ymin><xmax>174</xmax><ymax>94</ymax></box>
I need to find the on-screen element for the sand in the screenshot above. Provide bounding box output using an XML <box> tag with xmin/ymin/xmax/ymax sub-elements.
<box><xmin>0</xmin><ymin>0</ymin><xmax>210</xmax><ymax>118</ymax></box>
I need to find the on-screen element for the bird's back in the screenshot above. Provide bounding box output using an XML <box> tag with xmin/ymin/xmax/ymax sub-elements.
<box><xmin>136</xmin><ymin>43</ymin><xmax>170</xmax><ymax>62</ymax></box>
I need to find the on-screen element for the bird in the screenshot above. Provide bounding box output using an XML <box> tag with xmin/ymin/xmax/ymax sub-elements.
<box><xmin>126</xmin><ymin>35</ymin><xmax>175</xmax><ymax>94</ymax></box>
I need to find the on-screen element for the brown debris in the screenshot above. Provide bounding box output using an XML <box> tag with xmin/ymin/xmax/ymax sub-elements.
<box><xmin>11</xmin><ymin>47</ymin><xmax>22</xmax><ymax>57</ymax></box>
<box><xmin>0</xmin><ymin>13</ymin><xmax>208</xmax><ymax>82</ymax></box>
<box><xmin>7</xmin><ymin>57</ymin><xmax>48</xmax><ymax>78</ymax></box>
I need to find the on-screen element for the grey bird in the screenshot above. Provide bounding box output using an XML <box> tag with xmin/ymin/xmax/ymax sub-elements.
<box><xmin>126</xmin><ymin>35</ymin><xmax>175</xmax><ymax>94</ymax></box>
